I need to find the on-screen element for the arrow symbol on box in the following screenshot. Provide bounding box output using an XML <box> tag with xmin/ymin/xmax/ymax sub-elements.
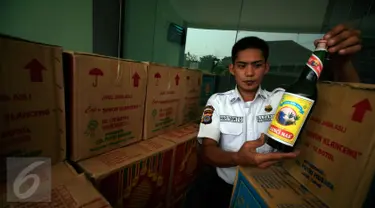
<box><xmin>352</xmin><ymin>98</ymin><xmax>372</xmax><ymax>123</ymax></box>
<box><xmin>24</xmin><ymin>59</ymin><xmax>46</xmax><ymax>82</ymax></box>
<box><xmin>132</xmin><ymin>72</ymin><xmax>140</xmax><ymax>87</ymax></box>
<box><xmin>175</xmin><ymin>74</ymin><xmax>180</xmax><ymax>86</ymax></box>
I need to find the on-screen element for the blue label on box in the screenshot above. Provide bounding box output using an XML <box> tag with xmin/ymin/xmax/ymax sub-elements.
<box><xmin>230</xmin><ymin>171</ymin><xmax>267</xmax><ymax>208</ymax></box>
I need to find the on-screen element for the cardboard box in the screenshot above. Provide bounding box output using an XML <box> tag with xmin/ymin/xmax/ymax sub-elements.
<box><xmin>63</xmin><ymin>52</ymin><xmax>147</xmax><ymax>161</ymax></box>
<box><xmin>0</xmin><ymin>162</ymin><xmax>76</xmax><ymax>207</ymax></box>
<box><xmin>230</xmin><ymin>165</ymin><xmax>328</xmax><ymax>208</ymax></box>
<box><xmin>157</xmin><ymin>124</ymin><xmax>199</xmax><ymax>204</ymax></box>
<box><xmin>284</xmin><ymin>82</ymin><xmax>375</xmax><ymax>208</ymax></box>
<box><xmin>1</xmin><ymin>162</ymin><xmax>111</xmax><ymax>208</ymax></box>
<box><xmin>50</xmin><ymin>162</ymin><xmax>79</xmax><ymax>184</ymax></box>
<box><xmin>0</xmin><ymin>35</ymin><xmax>66</xmax><ymax>180</ymax></box>
<box><xmin>78</xmin><ymin>137</ymin><xmax>175</xmax><ymax>208</ymax></box>
<box><xmin>177</xmin><ymin>69</ymin><xmax>202</xmax><ymax>126</ymax></box>
<box><xmin>143</xmin><ymin>63</ymin><xmax>184</xmax><ymax>140</ymax></box>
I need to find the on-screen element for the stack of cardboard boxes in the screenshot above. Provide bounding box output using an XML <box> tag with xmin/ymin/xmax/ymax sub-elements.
<box><xmin>0</xmin><ymin>35</ymin><xmax>111</xmax><ymax>208</ymax></box>
<box><xmin>3</xmin><ymin>33</ymin><xmax>374</xmax><ymax>208</ymax></box>
<box><xmin>1</xmin><ymin>34</ymin><xmax>204</xmax><ymax>208</ymax></box>
<box><xmin>230</xmin><ymin>83</ymin><xmax>375</xmax><ymax>207</ymax></box>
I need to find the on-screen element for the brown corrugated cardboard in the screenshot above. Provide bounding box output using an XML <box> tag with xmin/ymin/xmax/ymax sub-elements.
<box><xmin>177</xmin><ymin>69</ymin><xmax>202</xmax><ymax>126</ymax></box>
<box><xmin>284</xmin><ymin>82</ymin><xmax>375</xmax><ymax>208</ymax></box>
<box><xmin>50</xmin><ymin>162</ymin><xmax>79</xmax><ymax>184</ymax></box>
<box><xmin>143</xmin><ymin>63</ymin><xmax>184</xmax><ymax>140</ymax></box>
<box><xmin>0</xmin><ymin>162</ymin><xmax>76</xmax><ymax>208</ymax></box>
<box><xmin>46</xmin><ymin>174</ymin><xmax>111</xmax><ymax>208</ymax></box>
<box><xmin>63</xmin><ymin>52</ymin><xmax>147</xmax><ymax>161</ymax></box>
<box><xmin>0</xmin><ymin>35</ymin><xmax>66</xmax><ymax>180</ymax></box>
<box><xmin>230</xmin><ymin>165</ymin><xmax>328</xmax><ymax>208</ymax></box>
<box><xmin>157</xmin><ymin>123</ymin><xmax>199</xmax><ymax>204</ymax></box>
<box><xmin>78</xmin><ymin>137</ymin><xmax>175</xmax><ymax>208</ymax></box>
<box><xmin>1</xmin><ymin>162</ymin><xmax>111</xmax><ymax>208</ymax></box>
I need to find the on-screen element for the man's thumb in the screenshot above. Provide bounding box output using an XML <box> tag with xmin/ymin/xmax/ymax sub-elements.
<box><xmin>248</xmin><ymin>133</ymin><xmax>266</xmax><ymax>148</ymax></box>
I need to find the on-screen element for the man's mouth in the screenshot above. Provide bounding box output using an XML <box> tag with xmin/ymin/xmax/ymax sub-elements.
<box><xmin>243</xmin><ymin>80</ymin><xmax>256</xmax><ymax>86</ymax></box>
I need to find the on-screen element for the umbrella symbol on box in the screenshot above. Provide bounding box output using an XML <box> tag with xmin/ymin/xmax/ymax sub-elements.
<box><xmin>89</xmin><ymin>68</ymin><xmax>104</xmax><ymax>87</ymax></box>
<box><xmin>154</xmin><ymin>72</ymin><xmax>161</xmax><ymax>86</ymax></box>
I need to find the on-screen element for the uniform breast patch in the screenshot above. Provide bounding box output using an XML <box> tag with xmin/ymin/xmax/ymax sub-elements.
<box><xmin>264</xmin><ymin>104</ymin><xmax>273</xmax><ymax>112</ymax></box>
<box><xmin>220</xmin><ymin>115</ymin><xmax>243</xmax><ymax>123</ymax></box>
<box><xmin>201</xmin><ymin>105</ymin><xmax>214</xmax><ymax>124</ymax></box>
<box><xmin>256</xmin><ymin>114</ymin><xmax>274</xmax><ymax>123</ymax></box>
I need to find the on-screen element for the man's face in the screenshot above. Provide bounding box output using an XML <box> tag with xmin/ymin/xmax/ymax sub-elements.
<box><xmin>229</xmin><ymin>48</ymin><xmax>269</xmax><ymax>92</ymax></box>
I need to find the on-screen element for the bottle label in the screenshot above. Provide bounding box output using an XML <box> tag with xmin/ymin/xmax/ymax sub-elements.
<box><xmin>306</xmin><ymin>54</ymin><xmax>323</xmax><ymax>78</ymax></box>
<box><xmin>266</xmin><ymin>92</ymin><xmax>314</xmax><ymax>147</ymax></box>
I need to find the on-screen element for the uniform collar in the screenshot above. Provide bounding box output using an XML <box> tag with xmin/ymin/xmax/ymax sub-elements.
<box><xmin>230</xmin><ymin>86</ymin><xmax>267</xmax><ymax>104</ymax></box>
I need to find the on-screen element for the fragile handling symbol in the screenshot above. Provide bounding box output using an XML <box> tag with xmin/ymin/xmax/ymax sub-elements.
<box><xmin>89</xmin><ymin>68</ymin><xmax>104</xmax><ymax>87</ymax></box>
<box><xmin>154</xmin><ymin>72</ymin><xmax>161</xmax><ymax>86</ymax></box>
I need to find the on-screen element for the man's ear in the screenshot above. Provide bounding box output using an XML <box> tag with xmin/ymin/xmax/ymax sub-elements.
<box><xmin>264</xmin><ymin>62</ymin><xmax>270</xmax><ymax>74</ymax></box>
<box><xmin>229</xmin><ymin>63</ymin><xmax>235</xmax><ymax>75</ymax></box>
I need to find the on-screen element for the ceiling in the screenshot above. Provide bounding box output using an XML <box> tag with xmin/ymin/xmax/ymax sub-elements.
<box><xmin>170</xmin><ymin>0</ymin><xmax>329</xmax><ymax>33</ymax></box>
<box><xmin>267</xmin><ymin>40</ymin><xmax>312</xmax><ymax>65</ymax></box>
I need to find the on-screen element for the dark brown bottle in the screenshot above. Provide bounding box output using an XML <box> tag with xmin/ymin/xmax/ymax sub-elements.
<box><xmin>266</xmin><ymin>40</ymin><xmax>328</xmax><ymax>153</ymax></box>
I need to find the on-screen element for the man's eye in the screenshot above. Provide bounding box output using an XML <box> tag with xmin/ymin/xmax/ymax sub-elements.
<box><xmin>237</xmin><ymin>64</ymin><xmax>246</xmax><ymax>69</ymax></box>
<box><xmin>254</xmin><ymin>63</ymin><xmax>263</xmax><ymax>68</ymax></box>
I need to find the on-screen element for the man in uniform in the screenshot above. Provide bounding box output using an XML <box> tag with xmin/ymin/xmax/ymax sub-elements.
<box><xmin>198</xmin><ymin>24</ymin><xmax>362</xmax><ymax>208</ymax></box>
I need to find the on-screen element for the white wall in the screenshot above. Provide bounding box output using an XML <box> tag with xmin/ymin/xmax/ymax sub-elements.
<box><xmin>123</xmin><ymin>0</ymin><xmax>185</xmax><ymax>66</ymax></box>
<box><xmin>0</xmin><ymin>0</ymin><xmax>93</xmax><ymax>52</ymax></box>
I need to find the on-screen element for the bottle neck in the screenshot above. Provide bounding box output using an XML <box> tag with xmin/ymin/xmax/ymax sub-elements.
<box><xmin>298</xmin><ymin>47</ymin><xmax>328</xmax><ymax>83</ymax></box>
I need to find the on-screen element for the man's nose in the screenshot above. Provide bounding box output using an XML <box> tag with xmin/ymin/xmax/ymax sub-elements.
<box><xmin>244</xmin><ymin>66</ymin><xmax>255</xmax><ymax>77</ymax></box>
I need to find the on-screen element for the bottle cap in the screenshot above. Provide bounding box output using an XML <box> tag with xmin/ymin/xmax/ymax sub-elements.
<box><xmin>317</xmin><ymin>38</ymin><xmax>327</xmax><ymax>42</ymax></box>
<box><xmin>316</xmin><ymin>39</ymin><xmax>328</xmax><ymax>50</ymax></box>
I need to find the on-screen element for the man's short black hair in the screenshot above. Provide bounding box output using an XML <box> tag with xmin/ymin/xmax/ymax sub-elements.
<box><xmin>231</xmin><ymin>36</ymin><xmax>269</xmax><ymax>63</ymax></box>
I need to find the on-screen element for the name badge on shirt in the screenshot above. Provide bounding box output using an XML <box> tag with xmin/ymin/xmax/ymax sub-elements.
<box><xmin>256</xmin><ymin>114</ymin><xmax>274</xmax><ymax>123</ymax></box>
<box><xmin>220</xmin><ymin>115</ymin><xmax>243</xmax><ymax>123</ymax></box>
